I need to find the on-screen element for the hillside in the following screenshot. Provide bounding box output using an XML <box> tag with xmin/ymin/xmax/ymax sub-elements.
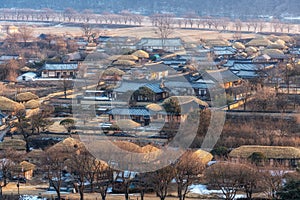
<box><xmin>0</xmin><ymin>0</ymin><xmax>299</xmax><ymax>19</ymax></box>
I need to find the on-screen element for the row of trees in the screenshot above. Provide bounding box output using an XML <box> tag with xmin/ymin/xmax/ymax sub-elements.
<box><xmin>150</xmin><ymin>13</ymin><xmax>296</xmax><ymax>33</ymax></box>
<box><xmin>0</xmin><ymin>8</ymin><xmax>143</xmax><ymax>25</ymax></box>
<box><xmin>0</xmin><ymin>133</ymin><xmax>298</xmax><ymax>200</ymax></box>
<box><xmin>24</xmin><ymin>146</ymin><xmax>206</xmax><ymax>200</ymax></box>
<box><xmin>0</xmin><ymin>8</ymin><xmax>297</xmax><ymax>33</ymax></box>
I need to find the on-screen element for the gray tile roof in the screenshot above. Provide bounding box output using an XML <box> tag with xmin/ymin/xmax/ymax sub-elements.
<box><xmin>137</xmin><ymin>38</ymin><xmax>183</xmax><ymax>47</ymax></box>
<box><xmin>208</xmin><ymin>69</ymin><xmax>240</xmax><ymax>83</ymax></box>
<box><xmin>43</xmin><ymin>63</ymin><xmax>78</xmax><ymax>71</ymax></box>
<box><xmin>114</xmin><ymin>81</ymin><xmax>165</xmax><ymax>94</ymax></box>
<box><xmin>107</xmin><ymin>108</ymin><xmax>150</xmax><ymax>116</ymax></box>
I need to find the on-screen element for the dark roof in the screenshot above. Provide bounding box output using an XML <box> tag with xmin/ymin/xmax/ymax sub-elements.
<box><xmin>114</xmin><ymin>80</ymin><xmax>165</xmax><ymax>94</ymax></box>
<box><xmin>107</xmin><ymin>108</ymin><xmax>150</xmax><ymax>116</ymax></box>
<box><xmin>144</xmin><ymin>63</ymin><xmax>169</xmax><ymax>72</ymax></box>
<box><xmin>232</xmin><ymin>70</ymin><xmax>259</xmax><ymax>79</ymax></box>
<box><xmin>43</xmin><ymin>63</ymin><xmax>78</xmax><ymax>71</ymax></box>
<box><xmin>207</xmin><ymin>69</ymin><xmax>240</xmax><ymax>83</ymax></box>
<box><xmin>136</xmin><ymin>38</ymin><xmax>183</xmax><ymax>47</ymax></box>
<box><xmin>212</xmin><ymin>46</ymin><xmax>237</xmax><ymax>56</ymax></box>
<box><xmin>223</xmin><ymin>59</ymin><xmax>253</xmax><ymax>67</ymax></box>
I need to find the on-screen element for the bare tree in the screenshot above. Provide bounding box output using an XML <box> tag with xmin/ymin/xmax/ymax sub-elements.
<box><xmin>204</xmin><ymin>162</ymin><xmax>244</xmax><ymax>200</ymax></box>
<box><xmin>259</xmin><ymin>167</ymin><xmax>286</xmax><ymax>199</ymax></box>
<box><xmin>151</xmin><ymin>13</ymin><xmax>175</xmax><ymax>48</ymax></box>
<box><xmin>150</xmin><ymin>165</ymin><xmax>176</xmax><ymax>200</ymax></box>
<box><xmin>220</xmin><ymin>18</ymin><xmax>230</xmax><ymax>31</ymax></box>
<box><xmin>64</xmin><ymin>8</ymin><xmax>76</xmax><ymax>22</ymax></box>
<box><xmin>258</xmin><ymin>20</ymin><xmax>266</xmax><ymax>32</ymax></box>
<box><xmin>272</xmin><ymin>19</ymin><xmax>281</xmax><ymax>32</ymax></box>
<box><xmin>175</xmin><ymin>150</ymin><xmax>205</xmax><ymax>200</ymax></box>
<box><xmin>234</xmin><ymin>19</ymin><xmax>242</xmax><ymax>31</ymax></box>
<box><xmin>0</xmin><ymin>149</ymin><xmax>22</xmax><ymax>197</ymax></box>
<box><xmin>68</xmin><ymin>148</ymin><xmax>89</xmax><ymax>200</ymax></box>
<box><xmin>43</xmin><ymin>148</ymin><xmax>68</xmax><ymax>200</ymax></box>
<box><xmin>82</xmin><ymin>9</ymin><xmax>93</xmax><ymax>23</ymax></box>
<box><xmin>18</xmin><ymin>26</ymin><xmax>33</xmax><ymax>47</ymax></box>
<box><xmin>113</xmin><ymin>170</ymin><xmax>135</xmax><ymax>200</ymax></box>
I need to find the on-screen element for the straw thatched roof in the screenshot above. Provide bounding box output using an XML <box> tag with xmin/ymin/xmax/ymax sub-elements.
<box><xmin>24</xmin><ymin>100</ymin><xmax>40</xmax><ymax>109</ymax></box>
<box><xmin>192</xmin><ymin>149</ymin><xmax>213</xmax><ymax>164</ymax></box>
<box><xmin>20</xmin><ymin>67</ymin><xmax>36</xmax><ymax>72</ymax></box>
<box><xmin>108</xmin><ymin>55</ymin><xmax>138</xmax><ymax>61</ymax></box>
<box><xmin>245</xmin><ymin>46</ymin><xmax>258</xmax><ymax>53</ymax></box>
<box><xmin>114</xmin><ymin>119</ymin><xmax>141</xmax><ymax>130</ymax></box>
<box><xmin>163</xmin><ymin>96</ymin><xmax>209</xmax><ymax>107</ymax></box>
<box><xmin>0</xmin><ymin>139</ymin><xmax>26</xmax><ymax>151</ymax></box>
<box><xmin>132</xmin><ymin>50</ymin><xmax>149</xmax><ymax>58</ymax></box>
<box><xmin>112</xmin><ymin>60</ymin><xmax>136</xmax><ymax>66</ymax></box>
<box><xmin>0</xmin><ymin>96</ymin><xmax>25</xmax><ymax>111</ymax></box>
<box><xmin>146</xmin><ymin>103</ymin><xmax>163</xmax><ymax>112</ymax></box>
<box><xmin>141</xmin><ymin>144</ymin><xmax>160</xmax><ymax>153</ymax></box>
<box><xmin>246</xmin><ymin>37</ymin><xmax>272</xmax><ymax>47</ymax></box>
<box><xmin>233</xmin><ymin>42</ymin><xmax>245</xmax><ymax>50</ymax></box>
<box><xmin>267</xmin><ymin>39</ymin><xmax>286</xmax><ymax>49</ymax></box>
<box><xmin>206</xmin><ymin>39</ymin><xmax>231</xmax><ymax>47</ymax></box>
<box><xmin>26</xmin><ymin>149</ymin><xmax>44</xmax><ymax>164</ymax></box>
<box><xmin>277</xmin><ymin>35</ymin><xmax>294</xmax><ymax>43</ymax></box>
<box><xmin>267</xmin><ymin>35</ymin><xmax>278</xmax><ymax>42</ymax></box>
<box><xmin>263</xmin><ymin>49</ymin><xmax>284</xmax><ymax>55</ymax></box>
<box><xmin>229</xmin><ymin>145</ymin><xmax>300</xmax><ymax>159</ymax></box>
<box><xmin>16</xmin><ymin>92</ymin><xmax>39</xmax><ymax>102</ymax></box>
<box><xmin>102</xmin><ymin>67</ymin><xmax>125</xmax><ymax>76</ymax></box>
<box><xmin>47</xmin><ymin>137</ymin><xmax>84</xmax><ymax>153</ymax></box>
<box><xmin>18</xmin><ymin>161</ymin><xmax>36</xmax><ymax>171</ymax></box>
<box><xmin>113</xmin><ymin>141</ymin><xmax>142</xmax><ymax>153</ymax></box>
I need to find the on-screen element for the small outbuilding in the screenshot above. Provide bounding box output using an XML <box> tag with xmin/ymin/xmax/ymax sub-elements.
<box><xmin>17</xmin><ymin>72</ymin><xmax>37</xmax><ymax>82</ymax></box>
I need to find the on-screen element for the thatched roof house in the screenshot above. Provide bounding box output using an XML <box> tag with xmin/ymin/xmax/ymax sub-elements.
<box><xmin>113</xmin><ymin>141</ymin><xmax>142</xmax><ymax>153</ymax></box>
<box><xmin>229</xmin><ymin>145</ymin><xmax>300</xmax><ymax>168</ymax></box>
<box><xmin>233</xmin><ymin>42</ymin><xmax>245</xmax><ymax>50</ymax></box>
<box><xmin>206</xmin><ymin>39</ymin><xmax>231</xmax><ymax>47</ymax></box>
<box><xmin>0</xmin><ymin>96</ymin><xmax>25</xmax><ymax>111</ymax></box>
<box><xmin>246</xmin><ymin>37</ymin><xmax>272</xmax><ymax>47</ymax></box>
<box><xmin>15</xmin><ymin>161</ymin><xmax>36</xmax><ymax>180</ymax></box>
<box><xmin>146</xmin><ymin>103</ymin><xmax>163</xmax><ymax>112</ymax></box>
<box><xmin>189</xmin><ymin>149</ymin><xmax>213</xmax><ymax>165</ymax></box>
<box><xmin>245</xmin><ymin>46</ymin><xmax>258</xmax><ymax>53</ymax></box>
<box><xmin>163</xmin><ymin>96</ymin><xmax>209</xmax><ymax>109</ymax></box>
<box><xmin>112</xmin><ymin>60</ymin><xmax>136</xmax><ymax>66</ymax></box>
<box><xmin>108</xmin><ymin>55</ymin><xmax>138</xmax><ymax>61</ymax></box>
<box><xmin>0</xmin><ymin>139</ymin><xmax>26</xmax><ymax>151</ymax></box>
<box><xmin>26</xmin><ymin>149</ymin><xmax>44</xmax><ymax>165</ymax></box>
<box><xmin>114</xmin><ymin>119</ymin><xmax>141</xmax><ymax>130</ymax></box>
<box><xmin>102</xmin><ymin>67</ymin><xmax>125</xmax><ymax>76</ymax></box>
<box><xmin>16</xmin><ymin>92</ymin><xmax>39</xmax><ymax>102</ymax></box>
<box><xmin>47</xmin><ymin>137</ymin><xmax>84</xmax><ymax>156</ymax></box>
<box><xmin>24</xmin><ymin>100</ymin><xmax>40</xmax><ymax>109</ymax></box>
<box><xmin>132</xmin><ymin>50</ymin><xmax>149</xmax><ymax>59</ymax></box>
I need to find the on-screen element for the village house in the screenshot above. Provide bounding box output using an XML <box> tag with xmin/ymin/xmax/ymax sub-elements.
<box><xmin>143</xmin><ymin>63</ymin><xmax>169</xmax><ymax>80</ymax></box>
<box><xmin>162</xmin><ymin>96</ymin><xmax>208</xmax><ymax>123</ymax></box>
<box><xmin>229</xmin><ymin>145</ymin><xmax>300</xmax><ymax>168</ymax></box>
<box><xmin>113</xmin><ymin>80</ymin><xmax>169</xmax><ymax>103</ymax></box>
<box><xmin>17</xmin><ymin>72</ymin><xmax>37</xmax><ymax>82</ymax></box>
<box><xmin>136</xmin><ymin>38</ymin><xmax>184</xmax><ymax>52</ymax></box>
<box><xmin>41</xmin><ymin>63</ymin><xmax>79</xmax><ymax>78</ymax></box>
<box><xmin>206</xmin><ymin>68</ymin><xmax>241</xmax><ymax>89</ymax></box>
<box><xmin>107</xmin><ymin>107</ymin><xmax>151</xmax><ymax>126</ymax></box>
